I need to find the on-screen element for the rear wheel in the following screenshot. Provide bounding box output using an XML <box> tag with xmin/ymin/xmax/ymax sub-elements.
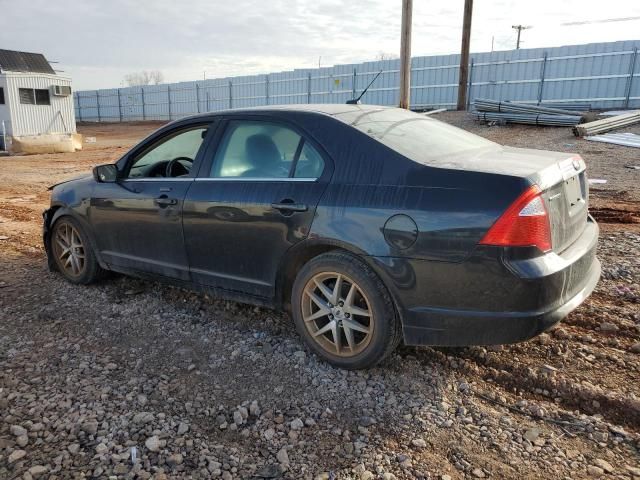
<box><xmin>50</xmin><ymin>216</ymin><xmax>104</xmax><ymax>284</ymax></box>
<box><xmin>291</xmin><ymin>251</ymin><xmax>401</xmax><ymax>369</ymax></box>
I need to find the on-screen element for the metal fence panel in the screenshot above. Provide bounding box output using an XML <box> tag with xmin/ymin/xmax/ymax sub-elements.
<box><xmin>75</xmin><ymin>40</ymin><xmax>640</xmax><ymax>122</ymax></box>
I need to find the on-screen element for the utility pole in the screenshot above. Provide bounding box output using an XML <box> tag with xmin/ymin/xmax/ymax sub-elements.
<box><xmin>399</xmin><ymin>0</ymin><xmax>413</xmax><ymax>109</ymax></box>
<box><xmin>512</xmin><ymin>25</ymin><xmax>531</xmax><ymax>49</ymax></box>
<box><xmin>456</xmin><ymin>0</ymin><xmax>473</xmax><ymax>110</ymax></box>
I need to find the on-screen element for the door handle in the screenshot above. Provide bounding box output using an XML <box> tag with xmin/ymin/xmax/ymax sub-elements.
<box><xmin>154</xmin><ymin>195</ymin><xmax>178</xmax><ymax>207</ymax></box>
<box><xmin>271</xmin><ymin>201</ymin><xmax>308</xmax><ymax>213</ymax></box>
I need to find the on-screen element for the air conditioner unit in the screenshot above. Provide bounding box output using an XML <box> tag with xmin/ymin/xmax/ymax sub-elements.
<box><xmin>52</xmin><ymin>85</ymin><xmax>72</xmax><ymax>97</ymax></box>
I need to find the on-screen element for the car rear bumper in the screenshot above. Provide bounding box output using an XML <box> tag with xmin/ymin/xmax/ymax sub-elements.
<box><xmin>369</xmin><ymin>216</ymin><xmax>600</xmax><ymax>346</ymax></box>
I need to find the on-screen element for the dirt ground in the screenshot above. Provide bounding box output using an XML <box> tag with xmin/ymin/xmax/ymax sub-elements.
<box><xmin>0</xmin><ymin>114</ymin><xmax>639</xmax><ymax>479</ymax></box>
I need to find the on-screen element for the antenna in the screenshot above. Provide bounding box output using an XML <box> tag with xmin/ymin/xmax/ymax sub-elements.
<box><xmin>346</xmin><ymin>70</ymin><xmax>383</xmax><ymax>105</ymax></box>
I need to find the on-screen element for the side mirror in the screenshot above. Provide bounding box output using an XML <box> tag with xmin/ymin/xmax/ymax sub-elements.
<box><xmin>93</xmin><ymin>164</ymin><xmax>119</xmax><ymax>183</ymax></box>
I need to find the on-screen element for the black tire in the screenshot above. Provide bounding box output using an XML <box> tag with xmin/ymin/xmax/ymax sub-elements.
<box><xmin>50</xmin><ymin>216</ymin><xmax>105</xmax><ymax>285</ymax></box>
<box><xmin>291</xmin><ymin>251</ymin><xmax>402</xmax><ymax>369</ymax></box>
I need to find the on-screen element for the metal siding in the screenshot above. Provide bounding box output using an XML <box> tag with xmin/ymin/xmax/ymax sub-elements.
<box><xmin>75</xmin><ymin>40</ymin><xmax>640</xmax><ymax>121</ymax></box>
<box><xmin>5</xmin><ymin>73</ymin><xmax>75</xmax><ymax>136</ymax></box>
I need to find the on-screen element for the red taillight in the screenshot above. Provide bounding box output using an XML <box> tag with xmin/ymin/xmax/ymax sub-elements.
<box><xmin>479</xmin><ymin>185</ymin><xmax>552</xmax><ymax>252</ymax></box>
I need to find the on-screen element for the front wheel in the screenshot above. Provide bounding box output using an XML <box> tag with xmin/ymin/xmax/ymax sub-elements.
<box><xmin>50</xmin><ymin>216</ymin><xmax>105</xmax><ymax>284</ymax></box>
<box><xmin>291</xmin><ymin>251</ymin><xmax>401</xmax><ymax>369</ymax></box>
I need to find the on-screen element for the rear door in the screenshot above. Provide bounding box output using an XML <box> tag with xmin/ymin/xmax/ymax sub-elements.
<box><xmin>183</xmin><ymin>117</ymin><xmax>333</xmax><ymax>298</ymax></box>
<box><xmin>90</xmin><ymin>121</ymin><xmax>215</xmax><ymax>280</ymax></box>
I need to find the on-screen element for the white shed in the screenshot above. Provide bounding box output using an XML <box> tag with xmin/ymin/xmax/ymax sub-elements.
<box><xmin>0</xmin><ymin>49</ymin><xmax>80</xmax><ymax>153</ymax></box>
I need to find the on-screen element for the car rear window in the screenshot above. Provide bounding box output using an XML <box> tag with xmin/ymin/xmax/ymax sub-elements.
<box><xmin>335</xmin><ymin>108</ymin><xmax>497</xmax><ymax>161</ymax></box>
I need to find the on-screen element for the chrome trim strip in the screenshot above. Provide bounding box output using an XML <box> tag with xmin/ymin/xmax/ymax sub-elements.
<box><xmin>193</xmin><ymin>177</ymin><xmax>318</xmax><ymax>182</ymax></box>
<box><xmin>122</xmin><ymin>178</ymin><xmax>194</xmax><ymax>182</ymax></box>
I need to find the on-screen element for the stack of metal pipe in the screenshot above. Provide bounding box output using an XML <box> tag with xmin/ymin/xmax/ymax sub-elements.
<box><xmin>541</xmin><ymin>102</ymin><xmax>591</xmax><ymax>112</ymax></box>
<box><xmin>573</xmin><ymin>111</ymin><xmax>640</xmax><ymax>137</ymax></box>
<box><xmin>472</xmin><ymin>99</ymin><xmax>584</xmax><ymax>126</ymax></box>
<box><xmin>474</xmin><ymin>111</ymin><xmax>582</xmax><ymax>126</ymax></box>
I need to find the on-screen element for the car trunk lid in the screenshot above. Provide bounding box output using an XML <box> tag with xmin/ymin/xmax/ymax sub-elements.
<box><xmin>438</xmin><ymin>146</ymin><xmax>589</xmax><ymax>254</ymax></box>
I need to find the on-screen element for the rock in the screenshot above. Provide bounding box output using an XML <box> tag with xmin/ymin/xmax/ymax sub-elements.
<box><xmin>290</xmin><ymin>418</ymin><xmax>304</xmax><ymax>430</ymax></box>
<box><xmin>16</xmin><ymin>434</ymin><xmax>29</xmax><ymax>447</ymax></box>
<box><xmin>359</xmin><ymin>416</ymin><xmax>377</xmax><ymax>427</ymax></box>
<box><xmin>593</xmin><ymin>459</ymin><xmax>614</xmax><ymax>473</ymax></box>
<box><xmin>8</xmin><ymin>449</ymin><xmax>26</xmax><ymax>463</ymax></box>
<box><xmin>472</xmin><ymin>468</ymin><xmax>486</xmax><ymax>478</ymax></box>
<box><xmin>167</xmin><ymin>453</ymin><xmax>184</xmax><ymax>466</ymax></box>
<box><xmin>524</xmin><ymin>427</ymin><xmax>540</xmax><ymax>442</ymax></box>
<box><xmin>587</xmin><ymin>465</ymin><xmax>604</xmax><ymax>477</ymax></box>
<box><xmin>81</xmin><ymin>421</ymin><xmax>99</xmax><ymax>435</ymax></box>
<box><xmin>95</xmin><ymin>442</ymin><xmax>108</xmax><ymax>454</ymax></box>
<box><xmin>263</xmin><ymin>428</ymin><xmax>276</xmax><ymax>441</ymax></box>
<box><xmin>10</xmin><ymin>425</ymin><xmax>27</xmax><ymax>437</ymax></box>
<box><xmin>114</xmin><ymin>463</ymin><xmax>129</xmax><ymax>475</ymax></box>
<box><xmin>630</xmin><ymin>343</ymin><xmax>640</xmax><ymax>354</ymax></box>
<box><xmin>277</xmin><ymin>447</ymin><xmax>290</xmax><ymax>466</ymax></box>
<box><xmin>145</xmin><ymin>435</ymin><xmax>163</xmax><ymax>452</ymax></box>
<box><xmin>68</xmin><ymin>443</ymin><xmax>80</xmax><ymax>454</ymax></box>
<box><xmin>28</xmin><ymin>466</ymin><xmax>48</xmax><ymax>478</ymax></box>
<box><xmin>177</xmin><ymin>422</ymin><xmax>189</xmax><ymax>435</ymax></box>
<box><xmin>233</xmin><ymin>410</ymin><xmax>244</xmax><ymax>425</ymax></box>
<box><xmin>599</xmin><ymin>322</ymin><xmax>618</xmax><ymax>332</ymax></box>
<box><xmin>625</xmin><ymin>465</ymin><xmax>640</xmax><ymax>477</ymax></box>
<box><xmin>382</xmin><ymin>474</ymin><xmax>397</xmax><ymax>480</ymax></box>
<box><xmin>411</xmin><ymin>438</ymin><xmax>427</xmax><ymax>448</ymax></box>
<box><xmin>441</xmin><ymin>476</ymin><xmax>452</xmax><ymax>480</ymax></box>
<box><xmin>249</xmin><ymin>400</ymin><xmax>260</xmax><ymax>416</ymax></box>
<box><xmin>255</xmin><ymin>464</ymin><xmax>281</xmax><ymax>478</ymax></box>
<box><xmin>133</xmin><ymin>412</ymin><xmax>154</xmax><ymax>424</ymax></box>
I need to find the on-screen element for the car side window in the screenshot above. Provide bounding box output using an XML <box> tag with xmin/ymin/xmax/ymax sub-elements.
<box><xmin>293</xmin><ymin>141</ymin><xmax>325</xmax><ymax>178</ymax></box>
<box><xmin>210</xmin><ymin>121</ymin><xmax>304</xmax><ymax>178</ymax></box>
<box><xmin>127</xmin><ymin>126</ymin><xmax>208</xmax><ymax>179</ymax></box>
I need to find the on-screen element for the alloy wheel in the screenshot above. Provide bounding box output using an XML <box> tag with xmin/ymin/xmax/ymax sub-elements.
<box><xmin>301</xmin><ymin>272</ymin><xmax>374</xmax><ymax>357</ymax></box>
<box><xmin>52</xmin><ymin>221</ymin><xmax>86</xmax><ymax>278</ymax></box>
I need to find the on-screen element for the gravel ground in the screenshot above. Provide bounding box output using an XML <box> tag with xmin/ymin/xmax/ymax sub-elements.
<box><xmin>1</xmin><ymin>115</ymin><xmax>639</xmax><ymax>479</ymax></box>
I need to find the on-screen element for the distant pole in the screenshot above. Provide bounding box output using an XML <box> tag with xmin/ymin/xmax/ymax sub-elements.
<box><xmin>457</xmin><ymin>0</ymin><xmax>473</xmax><ymax>111</ymax></box>
<box><xmin>512</xmin><ymin>25</ymin><xmax>530</xmax><ymax>49</ymax></box>
<box><xmin>399</xmin><ymin>0</ymin><xmax>413</xmax><ymax>109</ymax></box>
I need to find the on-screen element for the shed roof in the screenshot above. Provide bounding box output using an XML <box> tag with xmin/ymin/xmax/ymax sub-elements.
<box><xmin>0</xmin><ymin>49</ymin><xmax>55</xmax><ymax>74</ymax></box>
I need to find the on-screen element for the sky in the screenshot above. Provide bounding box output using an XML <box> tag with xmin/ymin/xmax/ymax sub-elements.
<box><xmin>1</xmin><ymin>0</ymin><xmax>639</xmax><ymax>90</ymax></box>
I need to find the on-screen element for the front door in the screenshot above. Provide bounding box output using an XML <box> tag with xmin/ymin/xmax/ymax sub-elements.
<box><xmin>90</xmin><ymin>123</ymin><xmax>213</xmax><ymax>280</ymax></box>
<box><xmin>183</xmin><ymin>118</ymin><xmax>332</xmax><ymax>298</ymax></box>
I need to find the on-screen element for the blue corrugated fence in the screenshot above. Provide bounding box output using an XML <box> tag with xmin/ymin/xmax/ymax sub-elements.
<box><xmin>74</xmin><ymin>40</ymin><xmax>640</xmax><ymax>122</ymax></box>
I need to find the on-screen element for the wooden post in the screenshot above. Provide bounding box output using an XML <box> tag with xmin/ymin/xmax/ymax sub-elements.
<box><xmin>457</xmin><ymin>0</ymin><xmax>473</xmax><ymax>110</ymax></box>
<box><xmin>399</xmin><ymin>0</ymin><xmax>413</xmax><ymax>109</ymax></box>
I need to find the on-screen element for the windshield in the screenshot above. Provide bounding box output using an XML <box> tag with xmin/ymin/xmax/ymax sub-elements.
<box><xmin>334</xmin><ymin>107</ymin><xmax>498</xmax><ymax>162</ymax></box>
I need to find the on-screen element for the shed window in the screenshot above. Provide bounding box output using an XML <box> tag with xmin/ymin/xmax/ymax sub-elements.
<box><xmin>19</xmin><ymin>88</ymin><xmax>50</xmax><ymax>105</ymax></box>
<box><xmin>0</xmin><ymin>87</ymin><xmax>4</xmax><ymax>105</ymax></box>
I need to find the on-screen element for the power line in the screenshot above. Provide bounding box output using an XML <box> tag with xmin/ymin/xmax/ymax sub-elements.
<box><xmin>561</xmin><ymin>16</ymin><xmax>640</xmax><ymax>26</ymax></box>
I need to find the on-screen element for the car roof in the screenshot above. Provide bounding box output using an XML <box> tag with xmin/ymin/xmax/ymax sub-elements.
<box><xmin>182</xmin><ymin>103</ymin><xmax>394</xmax><ymax>121</ymax></box>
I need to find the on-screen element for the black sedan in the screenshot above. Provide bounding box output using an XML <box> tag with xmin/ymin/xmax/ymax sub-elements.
<box><xmin>43</xmin><ymin>105</ymin><xmax>600</xmax><ymax>369</ymax></box>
